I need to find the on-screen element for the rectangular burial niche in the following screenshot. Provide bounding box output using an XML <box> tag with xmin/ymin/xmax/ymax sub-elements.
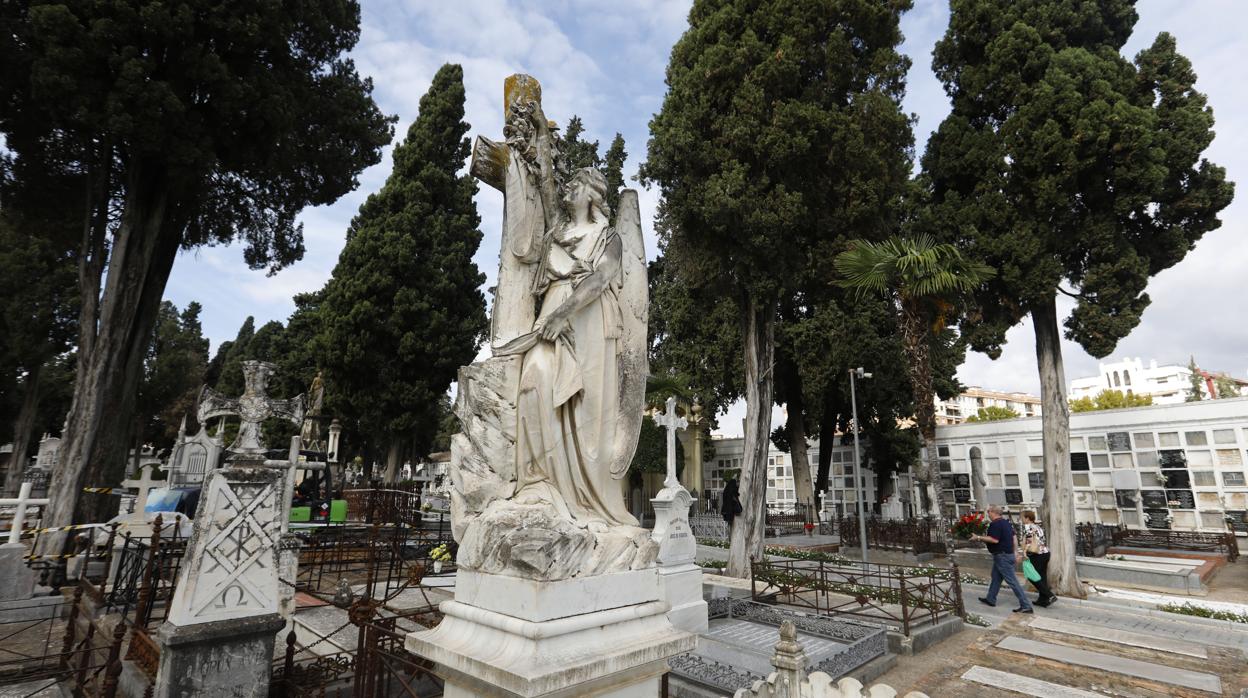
<box><xmin>1144</xmin><ymin>509</ymin><xmax>1171</xmax><ymax>529</ymax></box>
<box><xmin>1070</xmin><ymin>452</ymin><xmax>1090</xmax><ymax>471</ymax></box>
<box><xmin>1107</xmin><ymin>432</ymin><xmax>1132</xmax><ymax>452</ymax></box>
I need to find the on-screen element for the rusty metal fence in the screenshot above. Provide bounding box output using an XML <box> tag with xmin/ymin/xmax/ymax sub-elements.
<box><xmin>750</xmin><ymin>557</ymin><xmax>964</xmax><ymax>636</ymax></box>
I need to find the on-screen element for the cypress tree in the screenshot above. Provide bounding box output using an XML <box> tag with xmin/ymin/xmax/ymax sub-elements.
<box><xmin>2</xmin><ymin>0</ymin><xmax>393</xmax><ymax>539</ymax></box>
<box><xmin>318</xmin><ymin>64</ymin><xmax>487</xmax><ymax>480</ymax></box>
<box><xmin>924</xmin><ymin>0</ymin><xmax>1234</xmax><ymax>595</ymax></box>
<box><xmin>644</xmin><ymin>0</ymin><xmax>916</xmax><ymax>576</ymax></box>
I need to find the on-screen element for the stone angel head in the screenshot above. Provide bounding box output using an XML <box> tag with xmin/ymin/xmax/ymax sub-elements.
<box><xmin>562</xmin><ymin>167</ymin><xmax>611</xmax><ymax>223</ymax></box>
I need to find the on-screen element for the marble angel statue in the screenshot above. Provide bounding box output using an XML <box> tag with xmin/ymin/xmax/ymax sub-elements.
<box><xmin>452</xmin><ymin>75</ymin><xmax>652</xmax><ymax>579</ymax></box>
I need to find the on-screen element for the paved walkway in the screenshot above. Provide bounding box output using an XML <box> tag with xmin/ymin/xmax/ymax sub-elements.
<box><xmin>962</xmin><ymin>581</ymin><xmax>1248</xmax><ymax>653</ymax></box>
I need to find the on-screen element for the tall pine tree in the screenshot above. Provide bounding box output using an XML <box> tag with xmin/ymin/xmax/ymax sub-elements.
<box><xmin>318</xmin><ymin>64</ymin><xmax>486</xmax><ymax>480</ymax></box>
<box><xmin>924</xmin><ymin>0</ymin><xmax>1234</xmax><ymax>595</ymax></box>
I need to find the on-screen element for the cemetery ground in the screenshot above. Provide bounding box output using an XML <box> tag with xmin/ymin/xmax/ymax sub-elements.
<box><xmin>1</xmin><ymin>491</ymin><xmax>1245</xmax><ymax>696</ymax></box>
<box><xmin>692</xmin><ymin>518</ymin><xmax>1246</xmax><ymax>698</ymax></box>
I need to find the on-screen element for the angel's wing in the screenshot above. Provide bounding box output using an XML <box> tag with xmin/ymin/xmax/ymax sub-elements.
<box><xmin>609</xmin><ymin>189</ymin><xmax>649</xmax><ymax>479</ymax></box>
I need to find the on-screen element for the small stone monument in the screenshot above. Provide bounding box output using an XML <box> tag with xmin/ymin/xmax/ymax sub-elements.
<box><xmin>734</xmin><ymin>621</ymin><xmax>929</xmax><ymax>698</ymax></box>
<box><xmin>407</xmin><ymin>74</ymin><xmax>693</xmax><ymax>697</ymax></box>
<box><xmin>650</xmin><ymin>397</ymin><xmax>707</xmax><ymax>634</ymax></box>
<box><xmin>0</xmin><ymin>482</ymin><xmax>58</xmax><ymax>621</ymax></box>
<box><xmin>153</xmin><ymin>361</ymin><xmax>303</xmax><ymax>698</ymax></box>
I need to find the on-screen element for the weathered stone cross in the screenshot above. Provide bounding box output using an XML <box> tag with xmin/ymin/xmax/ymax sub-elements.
<box><xmin>1</xmin><ymin>482</ymin><xmax>49</xmax><ymax>544</ymax></box>
<box><xmin>122</xmin><ymin>464</ymin><xmax>161</xmax><ymax>516</ymax></box>
<box><xmin>654</xmin><ymin>396</ymin><xmax>688</xmax><ymax>490</ymax></box>
<box><xmin>198</xmin><ymin>361</ymin><xmax>304</xmax><ymax>461</ymax></box>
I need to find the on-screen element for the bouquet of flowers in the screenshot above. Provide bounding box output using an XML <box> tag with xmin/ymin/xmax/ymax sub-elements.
<box><xmin>951</xmin><ymin>512</ymin><xmax>988</xmax><ymax>540</ymax></box>
<box><xmin>430</xmin><ymin>544</ymin><xmax>453</xmax><ymax>563</ymax></box>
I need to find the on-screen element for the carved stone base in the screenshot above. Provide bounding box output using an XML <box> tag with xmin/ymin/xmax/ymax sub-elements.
<box><xmin>153</xmin><ymin>613</ymin><xmax>284</xmax><ymax>698</ymax></box>
<box><xmin>407</xmin><ymin>569</ymin><xmax>695</xmax><ymax>697</ymax></box>
<box><xmin>457</xmin><ymin>498</ymin><xmax>658</xmax><ymax>581</ymax></box>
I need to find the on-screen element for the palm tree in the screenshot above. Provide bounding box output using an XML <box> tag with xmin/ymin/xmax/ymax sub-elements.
<box><xmin>834</xmin><ymin>235</ymin><xmax>994</xmax><ymax>552</ymax></box>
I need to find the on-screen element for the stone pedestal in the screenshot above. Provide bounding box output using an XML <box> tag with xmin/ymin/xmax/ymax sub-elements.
<box><xmin>0</xmin><ymin>542</ymin><xmax>58</xmax><ymax>622</ymax></box>
<box><xmin>0</xmin><ymin>542</ymin><xmax>39</xmax><ymax>601</ymax></box>
<box><xmin>154</xmin><ymin>464</ymin><xmax>285</xmax><ymax>696</ymax></box>
<box><xmin>652</xmin><ymin>486</ymin><xmax>709</xmax><ymax>635</ymax></box>
<box><xmin>154</xmin><ymin>613</ymin><xmax>285</xmax><ymax>698</ymax></box>
<box><xmin>407</xmin><ymin>568</ymin><xmax>695</xmax><ymax>697</ymax></box>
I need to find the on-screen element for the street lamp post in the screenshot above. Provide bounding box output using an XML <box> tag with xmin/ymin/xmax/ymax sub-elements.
<box><xmin>849</xmin><ymin>367</ymin><xmax>871</xmax><ymax>563</ymax></box>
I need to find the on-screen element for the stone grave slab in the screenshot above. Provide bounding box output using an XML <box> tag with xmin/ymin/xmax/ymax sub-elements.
<box><xmin>995</xmin><ymin>636</ymin><xmax>1222</xmax><ymax>693</ymax></box>
<box><xmin>699</xmin><ymin>618</ymin><xmax>848</xmax><ymax>676</ymax></box>
<box><xmin>292</xmin><ymin>604</ymin><xmax>357</xmax><ymax>656</ymax></box>
<box><xmin>961</xmin><ymin>665</ymin><xmax>1106</xmax><ymax>698</ymax></box>
<box><xmin>1027</xmin><ymin>616</ymin><xmax>1207</xmax><ymax>658</ymax></box>
<box><xmin>669</xmin><ymin>598</ymin><xmax>887</xmax><ymax>695</ymax></box>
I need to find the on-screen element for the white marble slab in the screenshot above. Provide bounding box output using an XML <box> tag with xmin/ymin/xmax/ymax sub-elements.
<box><xmin>1109</xmin><ymin>554</ymin><xmax>1207</xmax><ymax>567</ymax></box>
<box><xmin>995</xmin><ymin>636</ymin><xmax>1221</xmax><ymax>693</ymax></box>
<box><xmin>1029</xmin><ymin>616</ymin><xmax>1207</xmax><ymax>658</ymax></box>
<box><xmin>961</xmin><ymin>665</ymin><xmax>1106</xmax><ymax>698</ymax></box>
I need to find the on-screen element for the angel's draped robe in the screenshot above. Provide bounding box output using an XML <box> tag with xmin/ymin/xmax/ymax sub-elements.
<box><xmin>514</xmin><ymin>217</ymin><xmax>638</xmax><ymax>527</ymax></box>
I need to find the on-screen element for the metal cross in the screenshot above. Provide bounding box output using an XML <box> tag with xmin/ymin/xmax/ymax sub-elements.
<box><xmin>653</xmin><ymin>396</ymin><xmax>688</xmax><ymax>489</ymax></box>
<box><xmin>198</xmin><ymin>361</ymin><xmax>304</xmax><ymax>461</ymax></box>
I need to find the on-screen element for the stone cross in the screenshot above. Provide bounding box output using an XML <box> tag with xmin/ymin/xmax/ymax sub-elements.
<box><xmin>1</xmin><ymin>482</ymin><xmax>49</xmax><ymax>544</ymax></box>
<box><xmin>122</xmin><ymin>464</ymin><xmax>162</xmax><ymax>516</ymax></box>
<box><xmin>654</xmin><ymin>396</ymin><xmax>688</xmax><ymax>489</ymax></box>
<box><xmin>198</xmin><ymin>361</ymin><xmax>304</xmax><ymax>461</ymax></box>
<box><xmin>817</xmin><ymin>491</ymin><xmax>827</xmax><ymax>520</ymax></box>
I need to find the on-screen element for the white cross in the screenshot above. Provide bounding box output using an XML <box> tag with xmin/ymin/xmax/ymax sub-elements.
<box><xmin>123</xmin><ymin>464</ymin><xmax>162</xmax><ymax>516</ymax></box>
<box><xmin>653</xmin><ymin>396</ymin><xmax>688</xmax><ymax>489</ymax></box>
<box><xmin>1</xmin><ymin>482</ymin><xmax>49</xmax><ymax>544</ymax></box>
<box><xmin>818</xmin><ymin>491</ymin><xmax>828</xmax><ymax>520</ymax></box>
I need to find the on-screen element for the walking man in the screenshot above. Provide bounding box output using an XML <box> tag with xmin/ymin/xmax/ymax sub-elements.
<box><xmin>972</xmin><ymin>505</ymin><xmax>1033</xmax><ymax>613</ymax></box>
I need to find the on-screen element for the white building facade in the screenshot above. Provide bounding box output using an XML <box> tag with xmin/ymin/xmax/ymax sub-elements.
<box><xmin>934</xmin><ymin>387</ymin><xmax>1042</xmax><ymax>425</ymax></box>
<box><xmin>706</xmin><ymin>398</ymin><xmax>1248</xmax><ymax>535</ymax></box>
<box><xmin>934</xmin><ymin>397</ymin><xmax>1248</xmax><ymax>533</ymax></box>
<box><xmin>1069</xmin><ymin>357</ymin><xmax>1198</xmax><ymax>404</ymax></box>
<box><xmin>704</xmin><ymin>437</ymin><xmax>915</xmax><ymax>518</ymax></box>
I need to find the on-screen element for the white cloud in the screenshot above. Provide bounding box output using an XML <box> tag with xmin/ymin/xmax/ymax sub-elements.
<box><xmin>162</xmin><ymin>0</ymin><xmax>1248</xmax><ymax>395</ymax></box>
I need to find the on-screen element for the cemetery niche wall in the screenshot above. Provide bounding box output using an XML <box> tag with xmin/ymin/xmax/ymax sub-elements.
<box><xmin>929</xmin><ymin>398</ymin><xmax>1248</xmax><ymax>533</ymax></box>
<box><xmin>406</xmin><ymin>74</ymin><xmax>694</xmax><ymax>698</ymax></box>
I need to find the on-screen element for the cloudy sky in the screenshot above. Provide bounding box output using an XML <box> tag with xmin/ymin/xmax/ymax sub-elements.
<box><xmin>163</xmin><ymin>0</ymin><xmax>1247</xmax><ymax>436</ymax></box>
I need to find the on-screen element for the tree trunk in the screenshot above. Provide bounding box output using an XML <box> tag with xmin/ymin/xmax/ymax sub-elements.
<box><xmin>726</xmin><ymin>296</ymin><xmax>776</xmax><ymax>578</ymax></box>
<box><xmin>1032</xmin><ymin>296</ymin><xmax>1084</xmax><ymax>597</ymax></box>
<box><xmin>815</xmin><ymin>387</ymin><xmax>839</xmax><ymax>496</ymax></box>
<box><xmin>783</xmin><ymin>386</ymin><xmax>816</xmax><ymax>523</ymax></box>
<box><xmin>384</xmin><ymin>441</ymin><xmax>402</xmax><ymax>483</ymax></box>
<box><xmin>38</xmin><ymin>163</ymin><xmax>181</xmax><ymax>557</ymax></box>
<box><xmin>897</xmin><ymin>300</ymin><xmax>952</xmax><ymax>554</ymax></box>
<box><xmin>4</xmin><ymin>363</ymin><xmax>44</xmax><ymax>496</ymax></box>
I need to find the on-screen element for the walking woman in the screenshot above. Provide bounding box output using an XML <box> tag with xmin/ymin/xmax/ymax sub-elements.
<box><xmin>1021</xmin><ymin>510</ymin><xmax>1057</xmax><ymax>607</ymax></box>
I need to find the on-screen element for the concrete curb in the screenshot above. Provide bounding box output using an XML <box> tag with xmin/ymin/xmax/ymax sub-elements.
<box><xmin>960</xmin><ymin>581</ymin><xmax>1246</xmax><ymax>631</ymax></box>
